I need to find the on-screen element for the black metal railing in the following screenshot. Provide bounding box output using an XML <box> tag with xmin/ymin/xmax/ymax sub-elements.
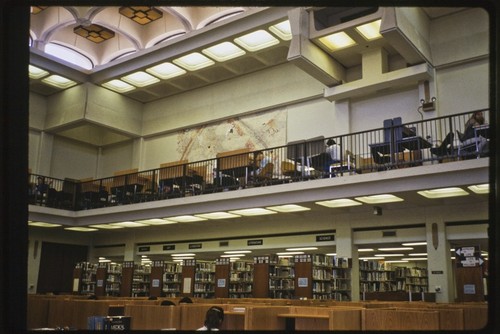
<box><xmin>28</xmin><ymin>110</ymin><xmax>490</xmax><ymax>211</ymax></box>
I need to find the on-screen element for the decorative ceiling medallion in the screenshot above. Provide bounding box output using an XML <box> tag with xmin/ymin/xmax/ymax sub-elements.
<box><xmin>74</xmin><ymin>24</ymin><xmax>115</xmax><ymax>43</ymax></box>
<box><xmin>31</xmin><ymin>6</ymin><xmax>48</xmax><ymax>15</ymax></box>
<box><xmin>119</xmin><ymin>6</ymin><xmax>163</xmax><ymax>25</ymax></box>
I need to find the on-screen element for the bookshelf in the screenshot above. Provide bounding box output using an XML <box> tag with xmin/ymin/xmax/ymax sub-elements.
<box><xmin>359</xmin><ymin>260</ymin><xmax>397</xmax><ymax>293</ymax></box>
<box><xmin>330</xmin><ymin>255</ymin><xmax>352</xmax><ymax>301</ymax></box>
<box><xmin>105</xmin><ymin>263</ymin><xmax>122</xmax><ymax>296</ymax></box>
<box><xmin>229</xmin><ymin>260</ymin><xmax>253</xmax><ymax>298</ymax></box>
<box><xmin>163</xmin><ymin>261</ymin><xmax>182</xmax><ymax>297</ymax></box>
<box><xmin>269</xmin><ymin>255</ymin><xmax>295</xmax><ymax>299</ymax></box>
<box><xmin>194</xmin><ymin>260</ymin><xmax>216</xmax><ymax>298</ymax></box>
<box><xmin>131</xmin><ymin>263</ymin><xmax>151</xmax><ymax>297</ymax></box>
<box><xmin>73</xmin><ymin>262</ymin><xmax>97</xmax><ymax>295</ymax></box>
<box><xmin>395</xmin><ymin>267</ymin><xmax>429</xmax><ymax>292</ymax></box>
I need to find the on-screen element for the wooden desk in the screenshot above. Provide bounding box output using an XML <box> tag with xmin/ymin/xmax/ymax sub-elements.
<box><xmin>278</xmin><ymin>313</ymin><xmax>330</xmax><ymax>331</ymax></box>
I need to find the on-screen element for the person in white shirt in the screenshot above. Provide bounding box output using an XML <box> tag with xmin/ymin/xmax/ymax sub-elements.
<box><xmin>197</xmin><ymin>306</ymin><xmax>224</xmax><ymax>331</ymax></box>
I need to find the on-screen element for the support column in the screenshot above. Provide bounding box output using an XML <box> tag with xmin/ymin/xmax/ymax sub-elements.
<box><xmin>123</xmin><ymin>236</ymin><xmax>136</xmax><ymax>262</ymax></box>
<box><xmin>36</xmin><ymin>132</ymin><xmax>54</xmax><ymax>175</ymax></box>
<box><xmin>426</xmin><ymin>221</ymin><xmax>454</xmax><ymax>303</ymax></box>
<box><xmin>335</xmin><ymin>224</ymin><xmax>359</xmax><ymax>301</ymax></box>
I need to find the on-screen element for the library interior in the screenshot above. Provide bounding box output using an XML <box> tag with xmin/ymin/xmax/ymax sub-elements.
<box><xmin>7</xmin><ymin>4</ymin><xmax>497</xmax><ymax>332</ymax></box>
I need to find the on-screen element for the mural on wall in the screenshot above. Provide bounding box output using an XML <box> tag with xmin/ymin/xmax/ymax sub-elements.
<box><xmin>176</xmin><ymin>108</ymin><xmax>287</xmax><ymax>162</ymax></box>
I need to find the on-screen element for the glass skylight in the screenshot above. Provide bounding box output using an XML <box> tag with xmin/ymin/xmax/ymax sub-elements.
<box><xmin>45</xmin><ymin>43</ymin><xmax>94</xmax><ymax>70</ymax></box>
<box><xmin>234</xmin><ymin>30</ymin><xmax>280</xmax><ymax>52</ymax></box>
<box><xmin>355</xmin><ymin>20</ymin><xmax>382</xmax><ymax>40</ymax></box>
<box><xmin>319</xmin><ymin>32</ymin><xmax>356</xmax><ymax>51</ymax></box>
<box><xmin>41</xmin><ymin>75</ymin><xmax>77</xmax><ymax>89</ymax></box>
<box><xmin>146</xmin><ymin>62</ymin><xmax>186</xmax><ymax>79</ymax></box>
<box><xmin>173</xmin><ymin>52</ymin><xmax>215</xmax><ymax>71</ymax></box>
<box><xmin>102</xmin><ymin>79</ymin><xmax>136</xmax><ymax>93</ymax></box>
<box><xmin>121</xmin><ymin>71</ymin><xmax>160</xmax><ymax>87</ymax></box>
<box><xmin>202</xmin><ymin>41</ymin><xmax>246</xmax><ymax>62</ymax></box>
<box><xmin>269</xmin><ymin>20</ymin><xmax>292</xmax><ymax>40</ymax></box>
<box><xmin>28</xmin><ymin>65</ymin><xmax>49</xmax><ymax>79</ymax></box>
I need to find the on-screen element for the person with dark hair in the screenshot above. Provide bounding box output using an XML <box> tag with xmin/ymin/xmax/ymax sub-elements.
<box><xmin>197</xmin><ymin>306</ymin><xmax>224</xmax><ymax>331</ymax></box>
<box><xmin>178</xmin><ymin>296</ymin><xmax>193</xmax><ymax>304</ymax></box>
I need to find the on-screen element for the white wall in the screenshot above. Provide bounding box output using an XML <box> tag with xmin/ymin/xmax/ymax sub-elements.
<box><xmin>50</xmin><ymin>136</ymin><xmax>99</xmax><ymax>179</ymax></box>
<box><xmin>98</xmin><ymin>141</ymin><xmax>135</xmax><ymax>177</ymax></box>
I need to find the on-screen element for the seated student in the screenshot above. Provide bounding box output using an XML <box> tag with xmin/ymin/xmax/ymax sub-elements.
<box><xmin>252</xmin><ymin>150</ymin><xmax>272</xmax><ymax>175</ymax></box>
<box><xmin>458</xmin><ymin>110</ymin><xmax>488</xmax><ymax>156</ymax></box>
<box><xmin>197</xmin><ymin>306</ymin><xmax>224</xmax><ymax>331</ymax></box>
<box><xmin>324</xmin><ymin>139</ymin><xmax>341</xmax><ymax>174</ymax></box>
<box><xmin>178</xmin><ymin>296</ymin><xmax>193</xmax><ymax>304</ymax></box>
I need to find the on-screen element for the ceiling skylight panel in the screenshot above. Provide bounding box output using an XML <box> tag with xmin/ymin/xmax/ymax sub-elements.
<box><xmin>202</xmin><ymin>41</ymin><xmax>246</xmax><ymax>62</ymax></box>
<box><xmin>121</xmin><ymin>71</ymin><xmax>160</xmax><ymax>87</ymax></box>
<box><xmin>234</xmin><ymin>30</ymin><xmax>280</xmax><ymax>52</ymax></box>
<box><xmin>173</xmin><ymin>52</ymin><xmax>215</xmax><ymax>71</ymax></box>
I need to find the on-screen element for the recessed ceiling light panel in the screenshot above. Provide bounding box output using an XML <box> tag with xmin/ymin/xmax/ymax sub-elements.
<box><xmin>173</xmin><ymin>52</ymin><xmax>215</xmax><ymax>71</ymax></box>
<box><xmin>266</xmin><ymin>204</ymin><xmax>310</xmax><ymax>212</ymax></box>
<box><xmin>355</xmin><ymin>19</ymin><xmax>382</xmax><ymax>40</ymax></box>
<box><xmin>41</xmin><ymin>75</ymin><xmax>77</xmax><ymax>89</ymax></box>
<box><xmin>315</xmin><ymin>198</ymin><xmax>362</xmax><ymax>208</ymax></box>
<box><xmin>102</xmin><ymin>79</ymin><xmax>136</xmax><ymax>93</ymax></box>
<box><xmin>269</xmin><ymin>20</ymin><xmax>292</xmax><ymax>40</ymax></box>
<box><xmin>417</xmin><ymin>187</ymin><xmax>469</xmax><ymax>199</ymax></box>
<box><xmin>121</xmin><ymin>71</ymin><xmax>160</xmax><ymax>87</ymax></box>
<box><xmin>355</xmin><ymin>194</ymin><xmax>403</xmax><ymax>204</ymax></box>
<box><xmin>146</xmin><ymin>62</ymin><xmax>186</xmax><ymax>79</ymax></box>
<box><xmin>228</xmin><ymin>208</ymin><xmax>277</xmax><ymax>216</ymax></box>
<box><xmin>202</xmin><ymin>41</ymin><xmax>246</xmax><ymax>62</ymax></box>
<box><xmin>234</xmin><ymin>30</ymin><xmax>280</xmax><ymax>52</ymax></box>
<box><xmin>319</xmin><ymin>31</ymin><xmax>356</xmax><ymax>51</ymax></box>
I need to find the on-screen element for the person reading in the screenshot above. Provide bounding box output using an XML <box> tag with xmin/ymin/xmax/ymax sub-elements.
<box><xmin>197</xmin><ymin>306</ymin><xmax>224</xmax><ymax>331</ymax></box>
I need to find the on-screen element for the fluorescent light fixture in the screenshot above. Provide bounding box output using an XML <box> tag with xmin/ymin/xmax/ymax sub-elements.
<box><xmin>375</xmin><ymin>254</ymin><xmax>404</xmax><ymax>257</ymax></box>
<box><xmin>358</xmin><ymin>248</ymin><xmax>374</xmax><ymax>252</ymax></box>
<box><xmin>355</xmin><ymin>19</ymin><xmax>382</xmax><ymax>40</ymax></box>
<box><xmin>28</xmin><ymin>65</ymin><xmax>49</xmax><ymax>79</ymax></box>
<box><xmin>220</xmin><ymin>254</ymin><xmax>246</xmax><ymax>258</ymax></box>
<box><xmin>135</xmin><ymin>218</ymin><xmax>178</xmax><ymax>225</ymax></box>
<box><xmin>266</xmin><ymin>204</ymin><xmax>310</xmax><ymax>212</ymax></box>
<box><xmin>269</xmin><ymin>20</ymin><xmax>292</xmax><ymax>40</ymax></box>
<box><xmin>102</xmin><ymin>79</ymin><xmax>136</xmax><ymax>93</ymax></box>
<box><xmin>110</xmin><ymin>221</ymin><xmax>148</xmax><ymax>228</ymax></box>
<box><xmin>146</xmin><ymin>62</ymin><xmax>186</xmax><ymax>79</ymax></box>
<box><xmin>234</xmin><ymin>30</ymin><xmax>280</xmax><ymax>52</ymax></box>
<box><xmin>64</xmin><ymin>227</ymin><xmax>98</xmax><ymax>232</ymax></box>
<box><xmin>402</xmin><ymin>242</ymin><xmax>427</xmax><ymax>246</ymax></box>
<box><xmin>286</xmin><ymin>247</ymin><xmax>318</xmax><ymax>251</ymax></box>
<box><xmin>165</xmin><ymin>215</ymin><xmax>207</xmax><ymax>222</ymax></box>
<box><xmin>173</xmin><ymin>52</ymin><xmax>215</xmax><ymax>71</ymax></box>
<box><xmin>172</xmin><ymin>257</ymin><xmax>194</xmax><ymax>260</ymax></box>
<box><xmin>229</xmin><ymin>258</ymin><xmax>241</xmax><ymax>262</ymax></box>
<box><xmin>224</xmin><ymin>250</ymin><xmax>252</xmax><ymax>254</ymax></box>
<box><xmin>378</xmin><ymin>247</ymin><xmax>413</xmax><ymax>251</ymax></box>
<box><xmin>315</xmin><ymin>198</ymin><xmax>362</xmax><ymax>208</ymax></box>
<box><xmin>228</xmin><ymin>208</ymin><xmax>277</xmax><ymax>216</ymax></box>
<box><xmin>171</xmin><ymin>253</ymin><xmax>196</xmax><ymax>257</ymax></box>
<box><xmin>468</xmin><ymin>184</ymin><xmax>489</xmax><ymax>194</ymax></box>
<box><xmin>28</xmin><ymin>221</ymin><xmax>61</xmax><ymax>228</ymax></box>
<box><xmin>319</xmin><ymin>32</ymin><xmax>356</xmax><ymax>51</ymax></box>
<box><xmin>99</xmin><ymin>259</ymin><xmax>111</xmax><ymax>263</ymax></box>
<box><xmin>276</xmin><ymin>251</ymin><xmax>304</xmax><ymax>256</ymax></box>
<box><xmin>88</xmin><ymin>224</ymin><xmax>124</xmax><ymax>229</ymax></box>
<box><xmin>360</xmin><ymin>257</ymin><xmax>385</xmax><ymax>260</ymax></box>
<box><xmin>408</xmin><ymin>253</ymin><xmax>428</xmax><ymax>256</ymax></box>
<box><xmin>354</xmin><ymin>194</ymin><xmax>403</xmax><ymax>204</ymax></box>
<box><xmin>121</xmin><ymin>71</ymin><xmax>160</xmax><ymax>87</ymax></box>
<box><xmin>384</xmin><ymin>260</ymin><xmax>409</xmax><ymax>263</ymax></box>
<box><xmin>195</xmin><ymin>212</ymin><xmax>241</xmax><ymax>220</ymax></box>
<box><xmin>173</xmin><ymin>259</ymin><xmax>184</xmax><ymax>262</ymax></box>
<box><xmin>278</xmin><ymin>255</ymin><xmax>295</xmax><ymax>258</ymax></box>
<box><xmin>417</xmin><ymin>187</ymin><xmax>469</xmax><ymax>199</ymax></box>
<box><xmin>326</xmin><ymin>253</ymin><xmax>337</xmax><ymax>256</ymax></box>
<box><xmin>42</xmin><ymin>75</ymin><xmax>77</xmax><ymax>89</ymax></box>
<box><xmin>202</xmin><ymin>41</ymin><xmax>246</xmax><ymax>62</ymax></box>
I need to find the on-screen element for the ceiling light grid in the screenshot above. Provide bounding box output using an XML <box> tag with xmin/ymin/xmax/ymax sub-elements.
<box><xmin>100</xmin><ymin>21</ymin><xmax>291</xmax><ymax>93</ymax></box>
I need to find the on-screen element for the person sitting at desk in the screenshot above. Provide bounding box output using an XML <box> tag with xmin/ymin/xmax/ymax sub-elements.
<box><xmin>319</xmin><ymin>139</ymin><xmax>341</xmax><ymax>177</ymax></box>
<box><xmin>457</xmin><ymin>110</ymin><xmax>488</xmax><ymax>156</ymax></box>
<box><xmin>253</xmin><ymin>150</ymin><xmax>272</xmax><ymax>174</ymax></box>
<box><xmin>197</xmin><ymin>306</ymin><xmax>224</xmax><ymax>331</ymax></box>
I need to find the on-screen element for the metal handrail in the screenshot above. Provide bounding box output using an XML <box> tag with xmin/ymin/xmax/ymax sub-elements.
<box><xmin>28</xmin><ymin>110</ymin><xmax>490</xmax><ymax>211</ymax></box>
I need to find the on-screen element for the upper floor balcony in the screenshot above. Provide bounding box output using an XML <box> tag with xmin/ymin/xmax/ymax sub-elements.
<box><xmin>28</xmin><ymin>110</ymin><xmax>490</xmax><ymax>225</ymax></box>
